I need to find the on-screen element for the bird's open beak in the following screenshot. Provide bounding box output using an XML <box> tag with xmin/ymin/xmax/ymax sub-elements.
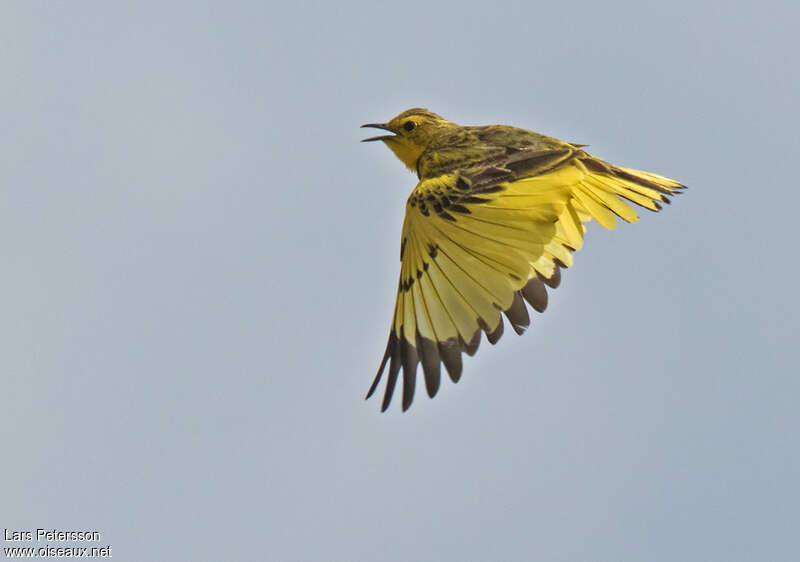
<box><xmin>361</xmin><ymin>123</ymin><xmax>396</xmax><ymax>142</ymax></box>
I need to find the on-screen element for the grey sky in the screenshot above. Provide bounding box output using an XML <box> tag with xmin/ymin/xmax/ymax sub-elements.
<box><xmin>2</xmin><ymin>1</ymin><xmax>798</xmax><ymax>561</ymax></box>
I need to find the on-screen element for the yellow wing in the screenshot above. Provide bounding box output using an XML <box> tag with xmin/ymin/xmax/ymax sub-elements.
<box><xmin>367</xmin><ymin>148</ymin><xmax>685</xmax><ymax>411</ymax></box>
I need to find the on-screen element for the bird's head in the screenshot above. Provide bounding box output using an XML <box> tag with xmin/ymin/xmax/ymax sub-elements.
<box><xmin>362</xmin><ymin>108</ymin><xmax>454</xmax><ymax>171</ymax></box>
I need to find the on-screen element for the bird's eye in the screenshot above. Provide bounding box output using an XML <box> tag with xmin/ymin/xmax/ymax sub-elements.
<box><xmin>403</xmin><ymin>121</ymin><xmax>416</xmax><ymax>132</ymax></box>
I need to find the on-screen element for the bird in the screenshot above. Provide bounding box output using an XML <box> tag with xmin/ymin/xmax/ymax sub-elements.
<box><xmin>361</xmin><ymin>108</ymin><xmax>685</xmax><ymax>412</ymax></box>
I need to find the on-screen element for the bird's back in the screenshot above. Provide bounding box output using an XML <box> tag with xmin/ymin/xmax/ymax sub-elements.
<box><xmin>419</xmin><ymin>124</ymin><xmax>573</xmax><ymax>179</ymax></box>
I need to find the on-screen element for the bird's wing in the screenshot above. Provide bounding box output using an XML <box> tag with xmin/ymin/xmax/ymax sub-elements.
<box><xmin>368</xmin><ymin>147</ymin><xmax>685</xmax><ymax>411</ymax></box>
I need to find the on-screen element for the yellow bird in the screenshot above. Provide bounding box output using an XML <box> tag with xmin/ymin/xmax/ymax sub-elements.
<box><xmin>362</xmin><ymin>108</ymin><xmax>685</xmax><ymax>412</ymax></box>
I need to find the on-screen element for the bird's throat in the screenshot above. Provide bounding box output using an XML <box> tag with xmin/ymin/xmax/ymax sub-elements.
<box><xmin>385</xmin><ymin>138</ymin><xmax>425</xmax><ymax>173</ymax></box>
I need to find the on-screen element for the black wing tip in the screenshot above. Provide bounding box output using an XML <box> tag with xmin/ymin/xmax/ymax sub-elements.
<box><xmin>485</xmin><ymin>316</ymin><xmax>504</xmax><ymax>345</ymax></box>
<box><xmin>369</xmin><ymin>276</ymin><xmax>563</xmax><ymax>411</ymax></box>
<box><xmin>521</xmin><ymin>277</ymin><xmax>548</xmax><ymax>313</ymax></box>
<box><xmin>370</xmin><ymin>331</ymin><xmax>452</xmax><ymax>412</ymax></box>
<box><xmin>504</xmin><ymin>292</ymin><xmax>530</xmax><ymax>335</ymax></box>
<box><xmin>373</xmin><ymin>277</ymin><xmax>563</xmax><ymax>410</ymax></box>
<box><xmin>539</xmin><ymin>265</ymin><xmax>561</xmax><ymax>289</ymax></box>
<box><xmin>378</xmin><ymin>289</ymin><xmax>547</xmax><ymax>409</ymax></box>
<box><xmin>439</xmin><ymin>338</ymin><xmax>463</xmax><ymax>383</ymax></box>
<box><xmin>379</xmin><ymin>335</ymin><xmax>402</xmax><ymax>412</ymax></box>
<box><xmin>462</xmin><ymin>330</ymin><xmax>480</xmax><ymax>356</ymax></box>
<box><xmin>366</xmin><ymin>332</ymin><xmax>396</xmax><ymax>400</ymax></box>
<box><xmin>418</xmin><ymin>334</ymin><xmax>441</xmax><ymax>399</ymax></box>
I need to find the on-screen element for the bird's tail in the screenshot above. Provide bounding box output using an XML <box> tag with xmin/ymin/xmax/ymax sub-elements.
<box><xmin>570</xmin><ymin>155</ymin><xmax>687</xmax><ymax>230</ymax></box>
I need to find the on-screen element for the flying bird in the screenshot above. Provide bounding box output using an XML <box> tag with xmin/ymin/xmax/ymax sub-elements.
<box><xmin>362</xmin><ymin>108</ymin><xmax>685</xmax><ymax>412</ymax></box>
